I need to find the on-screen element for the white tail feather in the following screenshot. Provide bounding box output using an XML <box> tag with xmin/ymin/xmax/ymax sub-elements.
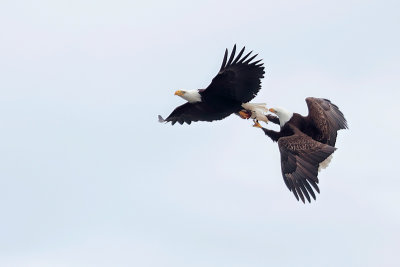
<box><xmin>318</xmin><ymin>155</ymin><xmax>333</xmax><ymax>172</ymax></box>
<box><xmin>158</xmin><ymin>115</ymin><xmax>165</xmax><ymax>123</ymax></box>
<box><xmin>241</xmin><ymin>103</ymin><xmax>269</xmax><ymax>123</ymax></box>
<box><xmin>241</xmin><ymin>103</ymin><xmax>269</xmax><ymax>112</ymax></box>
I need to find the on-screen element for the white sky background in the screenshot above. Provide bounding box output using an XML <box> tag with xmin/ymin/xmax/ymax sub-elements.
<box><xmin>0</xmin><ymin>0</ymin><xmax>399</xmax><ymax>266</ymax></box>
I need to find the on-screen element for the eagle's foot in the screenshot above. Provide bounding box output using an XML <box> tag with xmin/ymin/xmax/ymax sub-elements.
<box><xmin>252</xmin><ymin>120</ymin><xmax>262</xmax><ymax>128</ymax></box>
<box><xmin>239</xmin><ymin>110</ymin><xmax>252</xmax><ymax>119</ymax></box>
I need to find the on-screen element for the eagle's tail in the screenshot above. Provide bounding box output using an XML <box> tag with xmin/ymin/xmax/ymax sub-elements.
<box><xmin>158</xmin><ymin>115</ymin><xmax>165</xmax><ymax>123</ymax></box>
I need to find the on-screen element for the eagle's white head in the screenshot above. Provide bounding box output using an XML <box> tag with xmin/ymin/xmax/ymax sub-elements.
<box><xmin>174</xmin><ymin>90</ymin><xmax>202</xmax><ymax>103</ymax></box>
<box><xmin>269</xmin><ymin>107</ymin><xmax>293</xmax><ymax>127</ymax></box>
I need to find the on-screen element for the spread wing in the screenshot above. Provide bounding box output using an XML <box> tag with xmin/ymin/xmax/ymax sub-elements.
<box><xmin>305</xmin><ymin>97</ymin><xmax>348</xmax><ymax>146</ymax></box>
<box><xmin>201</xmin><ymin>44</ymin><xmax>265</xmax><ymax>104</ymax></box>
<box><xmin>159</xmin><ymin>102</ymin><xmax>233</xmax><ymax>125</ymax></box>
<box><xmin>278</xmin><ymin>133</ymin><xmax>336</xmax><ymax>203</ymax></box>
<box><xmin>160</xmin><ymin>45</ymin><xmax>265</xmax><ymax>125</ymax></box>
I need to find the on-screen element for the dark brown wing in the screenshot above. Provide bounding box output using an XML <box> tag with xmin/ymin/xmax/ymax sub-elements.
<box><xmin>278</xmin><ymin>132</ymin><xmax>336</xmax><ymax>203</ymax></box>
<box><xmin>159</xmin><ymin>102</ymin><xmax>233</xmax><ymax>125</ymax></box>
<box><xmin>201</xmin><ymin>45</ymin><xmax>265</xmax><ymax>104</ymax></box>
<box><xmin>305</xmin><ymin>97</ymin><xmax>348</xmax><ymax>146</ymax></box>
<box><xmin>266</xmin><ymin>114</ymin><xmax>280</xmax><ymax>125</ymax></box>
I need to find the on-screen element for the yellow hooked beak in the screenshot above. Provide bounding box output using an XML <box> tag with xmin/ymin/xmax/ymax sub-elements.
<box><xmin>174</xmin><ymin>90</ymin><xmax>184</xmax><ymax>96</ymax></box>
<box><xmin>269</xmin><ymin>108</ymin><xmax>276</xmax><ymax>114</ymax></box>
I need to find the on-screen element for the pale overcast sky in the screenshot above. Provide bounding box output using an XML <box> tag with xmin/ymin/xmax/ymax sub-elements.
<box><xmin>1</xmin><ymin>1</ymin><xmax>399</xmax><ymax>266</ymax></box>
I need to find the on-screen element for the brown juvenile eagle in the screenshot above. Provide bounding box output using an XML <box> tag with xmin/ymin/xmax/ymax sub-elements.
<box><xmin>158</xmin><ymin>45</ymin><xmax>268</xmax><ymax>125</ymax></box>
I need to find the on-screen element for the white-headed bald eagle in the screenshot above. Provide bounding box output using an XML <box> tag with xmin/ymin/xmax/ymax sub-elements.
<box><xmin>254</xmin><ymin>97</ymin><xmax>348</xmax><ymax>203</ymax></box>
<box><xmin>158</xmin><ymin>45</ymin><xmax>267</xmax><ymax>125</ymax></box>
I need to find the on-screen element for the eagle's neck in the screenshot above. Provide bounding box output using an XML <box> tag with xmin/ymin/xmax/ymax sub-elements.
<box><xmin>279</xmin><ymin>114</ymin><xmax>293</xmax><ymax>127</ymax></box>
<box><xmin>181</xmin><ymin>90</ymin><xmax>202</xmax><ymax>103</ymax></box>
<box><xmin>276</xmin><ymin>109</ymin><xmax>293</xmax><ymax>127</ymax></box>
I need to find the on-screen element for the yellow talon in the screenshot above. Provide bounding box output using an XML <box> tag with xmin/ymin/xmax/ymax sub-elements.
<box><xmin>239</xmin><ymin>110</ymin><xmax>251</xmax><ymax>119</ymax></box>
<box><xmin>253</xmin><ymin>120</ymin><xmax>262</xmax><ymax>128</ymax></box>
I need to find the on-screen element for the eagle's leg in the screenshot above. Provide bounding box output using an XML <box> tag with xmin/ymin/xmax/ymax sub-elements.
<box><xmin>266</xmin><ymin>114</ymin><xmax>279</xmax><ymax>125</ymax></box>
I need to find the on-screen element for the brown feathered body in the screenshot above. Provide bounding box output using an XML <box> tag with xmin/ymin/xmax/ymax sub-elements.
<box><xmin>262</xmin><ymin>98</ymin><xmax>348</xmax><ymax>203</ymax></box>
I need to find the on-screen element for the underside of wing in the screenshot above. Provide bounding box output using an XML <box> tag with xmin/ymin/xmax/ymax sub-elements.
<box><xmin>202</xmin><ymin>45</ymin><xmax>265</xmax><ymax>104</ymax></box>
<box><xmin>160</xmin><ymin>102</ymin><xmax>234</xmax><ymax>125</ymax></box>
<box><xmin>305</xmin><ymin>97</ymin><xmax>348</xmax><ymax>146</ymax></box>
<box><xmin>278</xmin><ymin>133</ymin><xmax>337</xmax><ymax>203</ymax></box>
